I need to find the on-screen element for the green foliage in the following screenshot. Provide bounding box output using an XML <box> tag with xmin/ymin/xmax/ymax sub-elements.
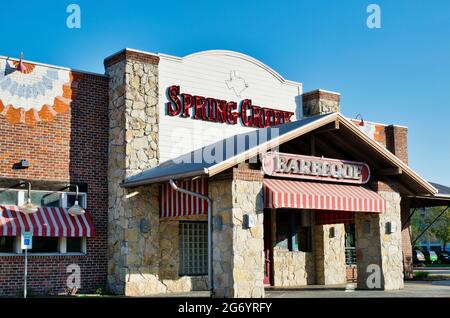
<box><xmin>95</xmin><ymin>287</ymin><xmax>113</xmax><ymax>296</ymax></box>
<box><xmin>411</xmin><ymin>206</ymin><xmax>450</xmax><ymax>249</ymax></box>
<box><xmin>95</xmin><ymin>288</ymin><xmax>105</xmax><ymax>295</ymax></box>
<box><xmin>413</xmin><ymin>271</ymin><xmax>430</xmax><ymax>280</ymax></box>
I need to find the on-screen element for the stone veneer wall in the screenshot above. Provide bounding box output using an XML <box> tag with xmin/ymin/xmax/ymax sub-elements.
<box><xmin>355</xmin><ymin>182</ymin><xmax>404</xmax><ymax>290</ymax></box>
<box><xmin>158</xmin><ymin>215</ymin><xmax>208</xmax><ymax>293</ymax></box>
<box><xmin>355</xmin><ymin>212</ymin><xmax>382</xmax><ymax>289</ymax></box>
<box><xmin>378</xmin><ymin>190</ymin><xmax>404</xmax><ymax>290</ymax></box>
<box><xmin>272</xmin><ymin>251</ymin><xmax>316</xmax><ymax>286</ymax></box>
<box><xmin>106</xmin><ymin>50</ymin><xmax>208</xmax><ymax>295</ymax></box>
<box><xmin>211</xmin><ymin>176</ymin><xmax>265</xmax><ymax>298</ymax></box>
<box><xmin>314</xmin><ymin>224</ymin><xmax>347</xmax><ymax>285</ymax></box>
<box><xmin>106</xmin><ymin>51</ymin><xmax>160</xmax><ymax>294</ymax></box>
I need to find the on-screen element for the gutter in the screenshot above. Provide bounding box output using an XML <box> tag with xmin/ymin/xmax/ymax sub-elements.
<box><xmin>120</xmin><ymin>168</ymin><xmax>209</xmax><ymax>188</ymax></box>
<box><xmin>169</xmin><ymin>179</ymin><xmax>214</xmax><ymax>297</ymax></box>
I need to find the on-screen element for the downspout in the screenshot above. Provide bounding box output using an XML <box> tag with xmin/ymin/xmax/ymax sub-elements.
<box><xmin>169</xmin><ymin>179</ymin><xmax>214</xmax><ymax>297</ymax></box>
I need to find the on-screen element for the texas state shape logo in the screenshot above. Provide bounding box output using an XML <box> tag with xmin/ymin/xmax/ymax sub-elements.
<box><xmin>225</xmin><ymin>70</ymin><xmax>248</xmax><ymax>98</ymax></box>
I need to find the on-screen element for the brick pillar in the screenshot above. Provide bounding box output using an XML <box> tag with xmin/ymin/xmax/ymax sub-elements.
<box><xmin>105</xmin><ymin>49</ymin><xmax>161</xmax><ymax>295</ymax></box>
<box><xmin>210</xmin><ymin>167</ymin><xmax>265</xmax><ymax>298</ymax></box>
<box><xmin>401</xmin><ymin>198</ymin><xmax>413</xmax><ymax>279</ymax></box>
<box><xmin>385</xmin><ymin>125</ymin><xmax>408</xmax><ymax>164</ymax></box>
<box><xmin>355</xmin><ymin>181</ymin><xmax>404</xmax><ymax>290</ymax></box>
<box><xmin>385</xmin><ymin>125</ymin><xmax>412</xmax><ymax>279</ymax></box>
<box><xmin>302</xmin><ymin>89</ymin><xmax>340</xmax><ymax>117</ymax></box>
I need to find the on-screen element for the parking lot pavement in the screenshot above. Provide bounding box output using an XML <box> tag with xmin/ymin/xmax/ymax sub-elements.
<box><xmin>265</xmin><ymin>281</ymin><xmax>450</xmax><ymax>298</ymax></box>
<box><xmin>141</xmin><ymin>281</ymin><xmax>449</xmax><ymax>298</ymax></box>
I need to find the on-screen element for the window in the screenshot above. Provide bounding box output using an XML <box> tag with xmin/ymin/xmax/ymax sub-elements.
<box><xmin>275</xmin><ymin>210</ymin><xmax>312</xmax><ymax>252</ymax></box>
<box><xmin>179</xmin><ymin>222</ymin><xmax>207</xmax><ymax>276</ymax></box>
<box><xmin>0</xmin><ymin>188</ymin><xmax>87</xmax><ymax>209</ymax></box>
<box><xmin>345</xmin><ymin>223</ymin><xmax>356</xmax><ymax>265</ymax></box>
<box><xmin>0</xmin><ymin>188</ymin><xmax>88</xmax><ymax>255</ymax></box>
<box><xmin>275</xmin><ymin>212</ymin><xmax>290</xmax><ymax>250</ymax></box>
<box><xmin>29</xmin><ymin>237</ymin><xmax>59</xmax><ymax>253</ymax></box>
<box><xmin>67</xmin><ymin>237</ymin><xmax>84</xmax><ymax>253</ymax></box>
<box><xmin>0</xmin><ymin>236</ymin><xmax>14</xmax><ymax>253</ymax></box>
<box><xmin>0</xmin><ymin>190</ymin><xmax>18</xmax><ymax>205</ymax></box>
<box><xmin>30</xmin><ymin>192</ymin><xmax>61</xmax><ymax>207</ymax></box>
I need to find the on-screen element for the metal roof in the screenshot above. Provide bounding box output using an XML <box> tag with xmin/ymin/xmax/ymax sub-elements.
<box><xmin>409</xmin><ymin>182</ymin><xmax>450</xmax><ymax>208</ymax></box>
<box><xmin>122</xmin><ymin>113</ymin><xmax>332</xmax><ymax>187</ymax></box>
<box><xmin>430</xmin><ymin>182</ymin><xmax>450</xmax><ymax>196</ymax></box>
<box><xmin>121</xmin><ymin>112</ymin><xmax>438</xmax><ymax>196</ymax></box>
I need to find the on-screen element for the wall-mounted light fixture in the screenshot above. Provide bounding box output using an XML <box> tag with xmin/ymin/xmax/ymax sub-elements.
<box><xmin>329</xmin><ymin>226</ymin><xmax>339</xmax><ymax>238</ymax></box>
<box><xmin>386</xmin><ymin>221</ymin><xmax>397</xmax><ymax>234</ymax></box>
<box><xmin>19</xmin><ymin>182</ymin><xmax>38</xmax><ymax>214</ymax></box>
<box><xmin>13</xmin><ymin>159</ymin><xmax>30</xmax><ymax>170</ymax></box>
<box><xmin>213</xmin><ymin>215</ymin><xmax>223</xmax><ymax>231</ymax></box>
<box><xmin>243</xmin><ymin>214</ymin><xmax>256</xmax><ymax>229</ymax></box>
<box><xmin>139</xmin><ymin>218</ymin><xmax>150</xmax><ymax>234</ymax></box>
<box><xmin>363</xmin><ymin>220</ymin><xmax>371</xmax><ymax>234</ymax></box>
<box><xmin>68</xmin><ymin>184</ymin><xmax>85</xmax><ymax>216</ymax></box>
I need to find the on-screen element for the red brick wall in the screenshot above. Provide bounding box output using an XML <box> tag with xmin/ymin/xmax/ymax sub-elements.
<box><xmin>346</xmin><ymin>265</ymin><xmax>357</xmax><ymax>282</ymax></box>
<box><xmin>385</xmin><ymin>125</ymin><xmax>408</xmax><ymax>164</ymax></box>
<box><xmin>401</xmin><ymin>198</ymin><xmax>413</xmax><ymax>279</ymax></box>
<box><xmin>0</xmin><ymin>72</ymin><xmax>109</xmax><ymax>296</ymax></box>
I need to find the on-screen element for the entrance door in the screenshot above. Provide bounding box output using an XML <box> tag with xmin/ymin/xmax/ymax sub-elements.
<box><xmin>263</xmin><ymin>209</ymin><xmax>272</xmax><ymax>285</ymax></box>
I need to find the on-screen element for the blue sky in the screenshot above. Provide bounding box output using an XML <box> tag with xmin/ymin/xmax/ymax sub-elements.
<box><xmin>1</xmin><ymin>0</ymin><xmax>449</xmax><ymax>185</ymax></box>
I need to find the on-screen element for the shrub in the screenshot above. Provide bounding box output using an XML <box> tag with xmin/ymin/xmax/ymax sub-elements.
<box><xmin>413</xmin><ymin>271</ymin><xmax>430</xmax><ymax>280</ymax></box>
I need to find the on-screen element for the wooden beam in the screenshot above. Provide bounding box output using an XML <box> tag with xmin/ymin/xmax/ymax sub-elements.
<box><xmin>322</xmin><ymin>131</ymin><xmax>384</xmax><ymax>170</ymax></box>
<box><xmin>314</xmin><ymin>136</ymin><xmax>354</xmax><ymax>160</ymax></box>
<box><xmin>311</xmin><ymin>120</ymin><xmax>340</xmax><ymax>134</ymax></box>
<box><xmin>378</xmin><ymin>167</ymin><xmax>403</xmax><ymax>176</ymax></box>
<box><xmin>310</xmin><ymin>135</ymin><xmax>316</xmax><ymax>156</ymax></box>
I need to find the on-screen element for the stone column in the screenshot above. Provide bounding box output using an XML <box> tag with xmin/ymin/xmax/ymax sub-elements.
<box><xmin>210</xmin><ymin>170</ymin><xmax>265</xmax><ymax>298</ymax></box>
<box><xmin>385</xmin><ymin>125</ymin><xmax>413</xmax><ymax>279</ymax></box>
<box><xmin>314</xmin><ymin>224</ymin><xmax>347</xmax><ymax>285</ymax></box>
<box><xmin>302</xmin><ymin>89</ymin><xmax>345</xmax><ymax>285</ymax></box>
<box><xmin>104</xmin><ymin>49</ymin><xmax>161</xmax><ymax>295</ymax></box>
<box><xmin>355</xmin><ymin>181</ymin><xmax>404</xmax><ymax>290</ymax></box>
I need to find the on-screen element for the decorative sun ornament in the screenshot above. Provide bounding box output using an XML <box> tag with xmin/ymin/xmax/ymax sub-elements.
<box><xmin>0</xmin><ymin>56</ymin><xmax>81</xmax><ymax>126</ymax></box>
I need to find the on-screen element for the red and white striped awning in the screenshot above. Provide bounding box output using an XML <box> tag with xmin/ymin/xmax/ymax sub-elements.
<box><xmin>264</xmin><ymin>179</ymin><xmax>386</xmax><ymax>213</ymax></box>
<box><xmin>160</xmin><ymin>178</ymin><xmax>208</xmax><ymax>217</ymax></box>
<box><xmin>0</xmin><ymin>206</ymin><xmax>95</xmax><ymax>237</ymax></box>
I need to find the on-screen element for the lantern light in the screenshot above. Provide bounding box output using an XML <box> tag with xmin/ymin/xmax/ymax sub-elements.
<box><xmin>68</xmin><ymin>185</ymin><xmax>85</xmax><ymax>216</ymax></box>
<box><xmin>19</xmin><ymin>182</ymin><xmax>38</xmax><ymax>214</ymax></box>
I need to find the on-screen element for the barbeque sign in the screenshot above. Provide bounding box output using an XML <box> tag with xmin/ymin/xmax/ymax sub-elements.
<box><xmin>262</xmin><ymin>152</ymin><xmax>371</xmax><ymax>184</ymax></box>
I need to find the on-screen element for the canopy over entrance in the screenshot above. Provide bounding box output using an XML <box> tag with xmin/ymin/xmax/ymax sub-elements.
<box><xmin>264</xmin><ymin>179</ymin><xmax>385</xmax><ymax>213</ymax></box>
<box><xmin>122</xmin><ymin>112</ymin><xmax>437</xmax><ymax>198</ymax></box>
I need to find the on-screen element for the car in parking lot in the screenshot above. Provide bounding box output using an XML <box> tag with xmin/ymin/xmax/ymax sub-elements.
<box><xmin>422</xmin><ymin>250</ymin><xmax>439</xmax><ymax>264</ymax></box>
<box><xmin>413</xmin><ymin>250</ymin><xmax>426</xmax><ymax>265</ymax></box>
<box><xmin>437</xmin><ymin>251</ymin><xmax>450</xmax><ymax>264</ymax></box>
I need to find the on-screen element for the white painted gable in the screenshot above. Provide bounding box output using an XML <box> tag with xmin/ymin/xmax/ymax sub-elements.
<box><xmin>158</xmin><ymin>50</ymin><xmax>302</xmax><ymax>162</ymax></box>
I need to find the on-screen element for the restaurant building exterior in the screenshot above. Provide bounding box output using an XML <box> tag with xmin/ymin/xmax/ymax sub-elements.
<box><xmin>0</xmin><ymin>48</ymin><xmax>446</xmax><ymax>297</ymax></box>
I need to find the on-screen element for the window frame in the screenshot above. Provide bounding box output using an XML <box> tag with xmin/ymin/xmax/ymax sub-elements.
<box><xmin>0</xmin><ymin>188</ymin><xmax>88</xmax><ymax>256</ymax></box>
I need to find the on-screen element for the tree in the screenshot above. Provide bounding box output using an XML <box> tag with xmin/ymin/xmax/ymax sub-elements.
<box><xmin>432</xmin><ymin>207</ymin><xmax>450</xmax><ymax>250</ymax></box>
<box><xmin>410</xmin><ymin>206</ymin><xmax>450</xmax><ymax>250</ymax></box>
